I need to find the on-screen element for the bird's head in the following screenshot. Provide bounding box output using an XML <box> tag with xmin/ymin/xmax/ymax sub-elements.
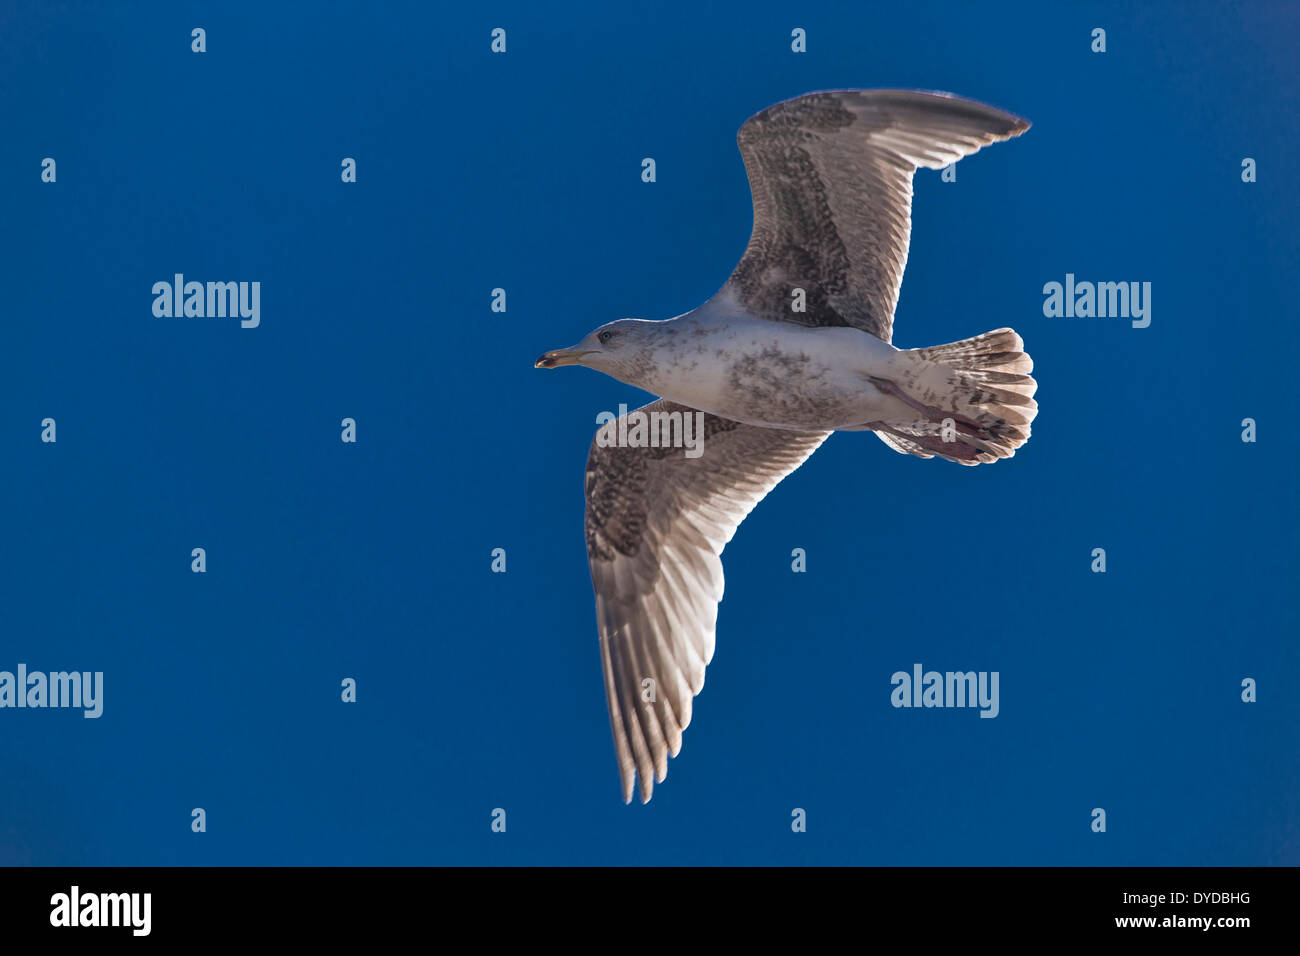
<box><xmin>535</xmin><ymin>319</ymin><xmax>655</xmax><ymax>379</ymax></box>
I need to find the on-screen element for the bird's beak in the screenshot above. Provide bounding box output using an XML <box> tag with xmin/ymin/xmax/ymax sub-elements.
<box><xmin>535</xmin><ymin>347</ymin><xmax>596</xmax><ymax>369</ymax></box>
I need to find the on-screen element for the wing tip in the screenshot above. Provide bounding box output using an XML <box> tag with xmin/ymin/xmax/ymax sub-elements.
<box><xmin>871</xmin><ymin>87</ymin><xmax>1031</xmax><ymax>140</ymax></box>
<box><xmin>747</xmin><ymin>87</ymin><xmax>1031</xmax><ymax>141</ymax></box>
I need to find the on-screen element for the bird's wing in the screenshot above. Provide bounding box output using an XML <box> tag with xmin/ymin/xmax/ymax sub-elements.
<box><xmin>584</xmin><ymin>400</ymin><xmax>830</xmax><ymax>803</ymax></box>
<box><xmin>717</xmin><ymin>89</ymin><xmax>1030</xmax><ymax>343</ymax></box>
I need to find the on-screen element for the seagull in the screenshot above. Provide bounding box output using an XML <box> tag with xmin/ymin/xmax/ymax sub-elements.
<box><xmin>536</xmin><ymin>89</ymin><xmax>1036</xmax><ymax>803</ymax></box>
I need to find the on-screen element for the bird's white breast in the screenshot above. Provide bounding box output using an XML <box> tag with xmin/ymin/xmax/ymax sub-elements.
<box><xmin>645</xmin><ymin>313</ymin><xmax>904</xmax><ymax>431</ymax></box>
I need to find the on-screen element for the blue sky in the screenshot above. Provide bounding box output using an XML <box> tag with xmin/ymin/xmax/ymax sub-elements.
<box><xmin>0</xmin><ymin>0</ymin><xmax>1296</xmax><ymax>865</ymax></box>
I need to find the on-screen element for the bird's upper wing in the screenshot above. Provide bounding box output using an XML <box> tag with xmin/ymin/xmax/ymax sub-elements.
<box><xmin>716</xmin><ymin>89</ymin><xmax>1030</xmax><ymax>343</ymax></box>
<box><xmin>584</xmin><ymin>400</ymin><xmax>830</xmax><ymax>803</ymax></box>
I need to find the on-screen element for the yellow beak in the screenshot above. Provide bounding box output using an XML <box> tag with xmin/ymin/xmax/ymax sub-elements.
<box><xmin>535</xmin><ymin>348</ymin><xmax>596</xmax><ymax>369</ymax></box>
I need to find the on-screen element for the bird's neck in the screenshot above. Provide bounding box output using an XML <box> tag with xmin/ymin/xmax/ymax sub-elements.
<box><xmin>623</xmin><ymin>312</ymin><xmax>724</xmax><ymax>408</ymax></box>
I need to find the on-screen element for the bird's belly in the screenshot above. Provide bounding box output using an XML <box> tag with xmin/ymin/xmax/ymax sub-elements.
<box><xmin>655</xmin><ymin>324</ymin><xmax>900</xmax><ymax>430</ymax></box>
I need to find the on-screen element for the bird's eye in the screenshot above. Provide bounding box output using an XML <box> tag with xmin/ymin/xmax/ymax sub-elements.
<box><xmin>598</xmin><ymin>330</ymin><xmax>613</xmax><ymax>345</ymax></box>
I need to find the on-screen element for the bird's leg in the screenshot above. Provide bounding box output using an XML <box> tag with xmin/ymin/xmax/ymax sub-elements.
<box><xmin>865</xmin><ymin>376</ymin><xmax>991</xmax><ymax>437</ymax></box>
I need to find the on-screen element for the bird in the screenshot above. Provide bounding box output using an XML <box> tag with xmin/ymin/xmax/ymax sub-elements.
<box><xmin>536</xmin><ymin>89</ymin><xmax>1036</xmax><ymax>803</ymax></box>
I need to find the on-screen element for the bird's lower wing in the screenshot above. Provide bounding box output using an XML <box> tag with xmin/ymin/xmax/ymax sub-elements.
<box><xmin>584</xmin><ymin>400</ymin><xmax>830</xmax><ymax>803</ymax></box>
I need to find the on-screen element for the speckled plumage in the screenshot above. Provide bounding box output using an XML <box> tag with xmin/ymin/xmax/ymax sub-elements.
<box><xmin>724</xmin><ymin>89</ymin><xmax>1029</xmax><ymax>342</ymax></box>
<box><xmin>541</xmin><ymin>90</ymin><xmax>1036</xmax><ymax>803</ymax></box>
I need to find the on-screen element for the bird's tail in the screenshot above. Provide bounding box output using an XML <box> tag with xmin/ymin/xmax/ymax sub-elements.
<box><xmin>870</xmin><ymin>328</ymin><xmax>1037</xmax><ymax>465</ymax></box>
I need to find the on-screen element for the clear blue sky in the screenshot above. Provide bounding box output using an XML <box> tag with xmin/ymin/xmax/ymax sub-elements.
<box><xmin>1</xmin><ymin>0</ymin><xmax>1296</xmax><ymax>865</ymax></box>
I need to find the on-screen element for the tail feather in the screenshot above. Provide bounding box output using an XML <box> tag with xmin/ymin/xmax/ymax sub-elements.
<box><xmin>874</xmin><ymin>328</ymin><xmax>1037</xmax><ymax>465</ymax></box>
<box><xmin>914</xmin><ymin>329</ymin><xmax>1032</xmax><ymax>371</ymax></box>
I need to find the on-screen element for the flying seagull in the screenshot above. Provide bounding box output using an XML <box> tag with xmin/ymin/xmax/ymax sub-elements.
<box><xmin>537</xmin><ymin>89</ymin><xmax>1036</xmax><ymax>803</ymax></box>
